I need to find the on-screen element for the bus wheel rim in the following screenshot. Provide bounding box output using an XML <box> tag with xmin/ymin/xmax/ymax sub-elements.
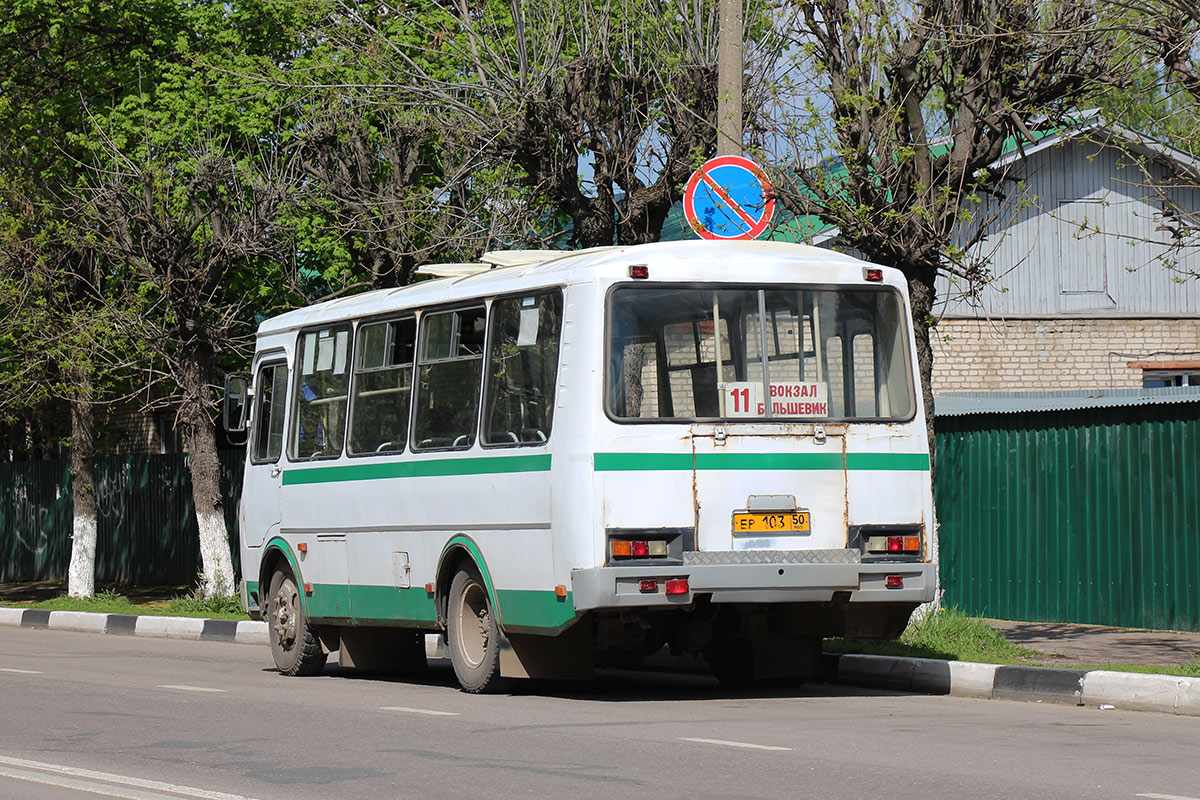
<box><xmin>456</xmin><ymin>580</ymin><xmax>489</xmax><ymax>669</ymax></box>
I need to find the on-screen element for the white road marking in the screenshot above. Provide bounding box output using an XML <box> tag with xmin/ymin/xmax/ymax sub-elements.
<box><xmin>156</xmin><ymin>685</ymin><xmax>227</xmax><ymax>693</ymax></box>
<box><xmin>679</xmin><ymin>737</ymin><xmax>792</xmax><ymax>752</ymax></box>
<box><xmin>380</xmin><ymin>706</ymin><xmax>460</xmax><ymax>716</ymax></box>
<box><xmin>0</xmin><ymin>755</ymin><xmax>260</xmax><ymax>800</ymax></box>
<box><xmin>1138</xmin><ymin>794</ymin><xmax>1200</xmax><ymax>800</ymax></box>
<box><xmin>0</xmin><ymin>668</ymin><xmax>42</xmax><ymax>674</ymax></box>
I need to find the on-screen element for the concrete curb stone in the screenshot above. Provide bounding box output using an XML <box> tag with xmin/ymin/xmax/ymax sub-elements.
<box><xmin>830</xmin><ymin>653</ymin><xmax>1200</xmax><ymax>716</ymax></box>
<box><xmin>0</xmin><ymin>607</ymin><xmax>268</xmax><ymax>645</ymax></box>
<box><xmin>2</xmin><ymin>608</ymin><xmax>1197</xmax><ymax>716</ymax></box>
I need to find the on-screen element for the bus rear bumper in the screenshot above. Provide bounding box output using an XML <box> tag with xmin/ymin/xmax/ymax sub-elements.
<box><xmin>570</xmin><ymin>558</ymin><xmax>935</xmax><ymax>610</ymax></box>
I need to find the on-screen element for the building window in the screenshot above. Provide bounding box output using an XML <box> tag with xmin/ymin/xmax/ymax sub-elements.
<box><xmin>1128</xmin><ymin>361</ymin><xmax>1200</xmax><ymax>388</ymax></box>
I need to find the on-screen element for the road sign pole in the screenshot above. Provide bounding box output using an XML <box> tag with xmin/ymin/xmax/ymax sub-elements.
<box><xmin>717</xmin><ymin>0</ymin><xmax>743</xmax><ymax>157</ymax></box>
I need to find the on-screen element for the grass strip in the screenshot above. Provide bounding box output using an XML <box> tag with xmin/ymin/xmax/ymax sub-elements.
<box><xmin>826</xmin><ymin>607</ymin><xmax>1200</xmax><ymax>678</ymax></box>
<box><xmin>0</xmin><ymin>590</ymin><xmax>250</xmax><ymax>621</ymax></box>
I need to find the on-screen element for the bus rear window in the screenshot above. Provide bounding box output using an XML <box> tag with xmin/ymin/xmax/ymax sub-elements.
<box><xmin>606</xmin><ymin>286</ymin><xmax>913</xmax><ymax>422</ymax></box>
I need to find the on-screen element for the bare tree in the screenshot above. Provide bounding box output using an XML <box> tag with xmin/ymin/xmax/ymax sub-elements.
<box><xmin>763</xmin><ymin>0</ymin><xmax>1116</xmax><ymax>445</ymax></box>
<box><xmin>76</xmin><ymin>143</ymin><xmax>297</xmax><ymax>596</ymax></box>
<box><xmin>1095</xmin><ymin>0</ymin><xmax>1200</xmax><ymax>266</ymax></box>
<box><xmin>294</xmin><ymin>104</ymin><xmax>551</xmax><ymax>292</ymax></box>
<box><xmin>332</xmin><ymin>0</ymin><xmax>731</xmax><ymax>249</ymax></box>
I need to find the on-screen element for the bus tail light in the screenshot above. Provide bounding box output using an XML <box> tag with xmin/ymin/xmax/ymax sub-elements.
<box><xmin>885</xmin><ymin>575</ymin><xmax>904</xmax><ymax>589</ymax></box>
<box><xmin>610</xmin><ymin>539</ymin><xmax>669</xmax><ymax>559</ymax></box>
<box><xmin>865</xmin><ymin>535</ymin><xmax>921</xmax><ymax>555</ymax></box>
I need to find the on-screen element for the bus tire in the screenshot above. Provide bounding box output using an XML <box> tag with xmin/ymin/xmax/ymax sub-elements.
<box><xmin>267</xmin><ymin>568</ymin><xmax>327</xmax><ymax>677</ymax></box>
<box><xmin>447</xmin><ymin>566</ymin><xmax>509</xmax><ymax>694</ymax></box>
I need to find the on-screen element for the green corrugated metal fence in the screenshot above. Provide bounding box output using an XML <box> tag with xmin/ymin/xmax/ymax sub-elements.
<box><xmin>0</xmin><ymin>450</ymin><xmax>244</xmax><ymax>586</ymax></box>
<box><xmin>5</xmin><ymin>410</ymin><xmax>1200</xmax><ymax>632</ymax></box>
<box><xmin>935</xmin><ymin>401</ymin><xmax>1200</xmax><ymax>631</ymax></box>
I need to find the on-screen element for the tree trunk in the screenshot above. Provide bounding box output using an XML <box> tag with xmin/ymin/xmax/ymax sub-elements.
<box><xmin>67</xmin><ymin>370</ymin><xmax>98</xmax><ymax>598</ymax></box>
<box><xmin>906</xmin><ymin>266</ymin><xmax>938</xmax><ymax>468</ymax></box>
<box><xmin>906</xmin><ymin>265</ymin><xmax>941</xmax><ymax>611</ymax></box>
<box><xmin>179</xmin><ymin>342</ymin><xmax>236</xmax><ymax>597</ymax></box>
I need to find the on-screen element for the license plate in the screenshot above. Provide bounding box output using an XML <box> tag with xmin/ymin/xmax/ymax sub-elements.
<box><xmin>732</xmin><ymin>511</ymin><xmax>811</xmax><ymax>534</ymax></box>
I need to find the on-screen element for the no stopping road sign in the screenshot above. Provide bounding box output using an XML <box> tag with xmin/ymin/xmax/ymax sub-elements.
<box><xmin>683</xmin><ymin>155</ymin><xmax>775</xmax><ymax>240</ymax></box>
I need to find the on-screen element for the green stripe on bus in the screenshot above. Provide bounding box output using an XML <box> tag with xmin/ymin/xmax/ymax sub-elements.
<box><xmin>594</xmin><ymin>451</ymin><xmax>929</xmax><ymax>471</ymax></box>
<box><xmin>302</xmin><ymin>584</ymin><xmax>575</xmax><ymax>634</ymax></box>
<box><xmin>282</xmin><ymin>453</ymin><xmax>552</xmax><ymax>486</ymax></box>
<box><xmin>496</xmin><ymin>589</ymin><xmax>578</xmax><ymax>635</ymax></box>
<box><xmin>845</xmin><ymin>452</ymin><xmax>931</xmax><ymax>471</ymax></box>
<box><xmin>343</xmin><ymin>584</ymin><xmax>438</xmax><ymax>626</ymax></box>
<box><xmin>593</xmin><ymin>452</ymin><xmax>694</xmax><ymax>471</ymax></box>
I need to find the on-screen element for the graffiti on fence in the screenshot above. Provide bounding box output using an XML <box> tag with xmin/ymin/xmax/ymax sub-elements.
<box><xmin>8</xmin><ymin>481</ymin><xmax>51</xmax><ymax>555</ymax></box>
<box><xmin>96</xmin><ymin>461</ymin><xmax>131</xmax><ymax>520</ymax></box>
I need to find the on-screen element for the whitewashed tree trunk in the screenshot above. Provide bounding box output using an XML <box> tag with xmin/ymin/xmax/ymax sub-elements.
<box><xmin>67</xmin><ymin>378</ymin><xmax>97</xmax><ymax>599</ymax></box>
<box><xmin>180</xmin><ymin>345</ymin><xmax>236</xmax><ymax>598</ymax></box>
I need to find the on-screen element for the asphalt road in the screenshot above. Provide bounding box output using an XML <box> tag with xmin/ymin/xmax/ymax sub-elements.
<box><xmin>0</xmin><ymin>627</ymin><xmax>1197</xmax><ymax>800</ymax></box>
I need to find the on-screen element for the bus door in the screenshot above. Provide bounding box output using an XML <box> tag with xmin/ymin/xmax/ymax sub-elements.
<box><xmin>243</xmin><ymin>357</ymin><xmax>289</xmax><ymax>548</ymax></box>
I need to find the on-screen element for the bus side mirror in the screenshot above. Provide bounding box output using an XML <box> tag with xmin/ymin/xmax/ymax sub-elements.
<box><xmin>223</xmin><ymin>373</ymin><xmax>251</xmax><ymax>434</ymax></box>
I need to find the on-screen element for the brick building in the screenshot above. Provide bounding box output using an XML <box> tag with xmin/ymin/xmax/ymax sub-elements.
<box><xmin>929</xmin><ymin>123</ymin><xmax>1200</xmax><ymax>393</ymax></box>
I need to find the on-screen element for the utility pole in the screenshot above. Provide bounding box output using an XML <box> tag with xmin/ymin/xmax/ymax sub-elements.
<box><xmin>717</xmin><ymin>0</ymin><xmax>743</xmax><ymax>156</ymax></box>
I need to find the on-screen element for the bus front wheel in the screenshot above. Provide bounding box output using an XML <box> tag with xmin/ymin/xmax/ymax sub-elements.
<box><xmin>267</xmin><ymin>568</ymin><xmax>327</xmax><ymax>676</ymax></box>
<box><xmin>447</xmin><ymin>567</ymin><xmax>509</xmax><ymax>693</ymax></box>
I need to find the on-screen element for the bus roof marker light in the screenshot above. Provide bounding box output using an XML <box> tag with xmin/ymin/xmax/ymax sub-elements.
<box><xmin>629</xmin><ymin>264</ymin><xmax>649</xmax><ymax>279</ymax></box>
<box><xmin>863</xmin><ymin>267</ymin><xmax>884</xmax><ymax>282</ymax></box>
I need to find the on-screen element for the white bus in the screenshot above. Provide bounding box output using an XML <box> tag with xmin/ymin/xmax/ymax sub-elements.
<box><xmin>224</xmin><ymin>240</ymin><xmax>935</xmax><ymax>692</ymax></box>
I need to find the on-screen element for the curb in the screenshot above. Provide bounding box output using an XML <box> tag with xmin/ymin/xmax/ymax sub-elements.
<box><xmin>831</xmin><ymin>653</ymin><xmax>1200</xmax><ymax>716</ymax></box>
<box><xmin>4</xmin><ymin>609</ymin><xmax>1197</xmax><ymax>715</ymax></box>
<box><xmin>0</xmin><ymin>607</ymin><xmax>267</xmax><ymax>646</ymax></box>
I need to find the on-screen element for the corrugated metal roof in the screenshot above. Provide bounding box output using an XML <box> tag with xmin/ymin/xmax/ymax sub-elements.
<box><xmin>934</xmin><ymin>386</ymin><xmax>1200</xmax><ymax>416</ymax></box>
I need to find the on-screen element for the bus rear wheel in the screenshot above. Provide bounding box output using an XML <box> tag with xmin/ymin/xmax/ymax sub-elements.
<box><xmin>447</xmin><ymin>566</ymin><xmax>509</xmax><ymax>693</ymax></box>
<box><xmin>267</xmin><ymin>568</ymin><xmax>327</xmax><ymax>676</ymax></box>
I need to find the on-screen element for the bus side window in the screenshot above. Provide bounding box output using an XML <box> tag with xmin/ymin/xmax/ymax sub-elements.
<box><xmin>413</xmin><ymin>306</ymin><xmax>486</xmax><ymax>450</ymax></box>
<box><xmin>290</xmin><ymin>325</ymin><xmax>351</xmax><ymax>460</ymax></box>
<box><xmin>349</xmin><ymin>317</ymin><xmax>415</xmax><ymax>455</ymax></box>
<box><xmin>252</xmin><ymin>362</ymin><xmax>288</xmax><ymax>463</ymax></box>
<box><xmin>483</xmin><ymin>292</ymin><xmax>563</xmax><ymax>446</ymax></box>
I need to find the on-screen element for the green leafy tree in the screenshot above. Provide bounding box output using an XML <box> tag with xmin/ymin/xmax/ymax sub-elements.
<box><xmin>0</xmin><ymin>0</ymin><xmax>184</xmax><ymax>594</ymax></box>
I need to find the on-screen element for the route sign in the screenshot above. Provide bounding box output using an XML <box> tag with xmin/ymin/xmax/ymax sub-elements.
<box><xmin>683</xmin><ymin>155</ymin><xmax>776</xmax><ymax>240</ymax></box>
